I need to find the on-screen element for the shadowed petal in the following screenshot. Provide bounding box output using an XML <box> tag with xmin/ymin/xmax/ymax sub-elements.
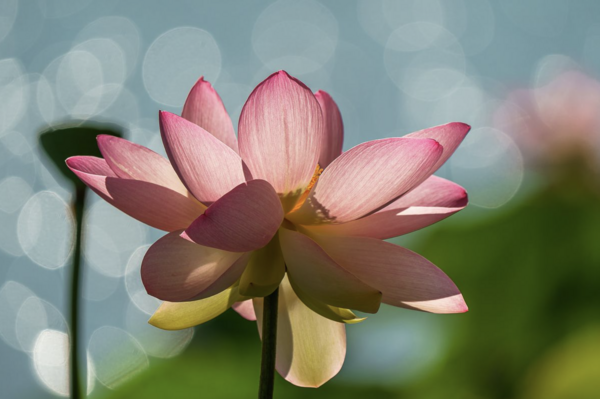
<box><xmin>312</xmin><ymin>234</ymin><xmax>468</xmax><ymax>314</ymax></box>
<box><xmin>141</xmin><ymin>230</ymin><xmax>248</xmax><ymax>302</ymax></box>
<box><xmin>315</xmin><ymin>90</ymin><xmax>343</xmax><ymax>168</ymax></box>
<box><xmin>149</xmin><ymin>285</ymin><xmax>247</xmax><ymax>330</ymax></box>
<box><xmin>238</xmin><ymin>234</ymin><xmax>285</xmax><ymax>297</ymax></box>
<box><xmin>404</xmin><ymin>122</ymin><xmax>471</xmax><ymax>173</ymax></box>
<box><xmin>305</xmin><ymin>176</ymin><xmax>468</xmax><ymax>239</ymax></box>
<box><xmin>96</xmin><ymin>135</ymin><xmax>187</xmax><ymax>194</ymax></box>
<box><xmin>159</xmin><ymin>111</ymin><xmax>246</xmax><ymax>204</ymax></box>
<box><xmin>288</xmin><ymin>137</ymin><xmax>443</xmax><ymax>225</ymax></box>
<box><xmin>66</xmin><ymin>156</ymin><xmax>204</xmax><ymax>232</ymax></box>
<box><xmin>254</xmin><ymin>276</ymin><xmax>346</xmax><ymax>388</ymax></box>
<box><xmin>279</xmin><ymin>228</ymin><xmax>381</xmax><ymax>313</ymax></box>
<box><xmin>182</xmin><ymin>180</ymin><xmax>283</xmax><ymax>252</ymax></box>
<box><xmin>238</xmin><ymin>71</ymin><xmax>324</xmax><ymax>202</ymax></box>
<box><xmin>182</xmin><ymin>76</ymin><xmax>238</xmax><ymax>153</ymax></box>
<box><xmin>232</xmin><ymin>300</ymin><xmax>256</xmax><ymax>321</ymax></box>
<box><xmin>288</xmin><ymin>277</ymin><xmax>365</xmax><ymax>324</ymax></box>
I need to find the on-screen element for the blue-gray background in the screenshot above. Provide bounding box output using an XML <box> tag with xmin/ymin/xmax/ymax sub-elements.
<box><xmin>1</xmin><ymin>1</ymin><xmax>600</xmax><ymax>398</ymax></box>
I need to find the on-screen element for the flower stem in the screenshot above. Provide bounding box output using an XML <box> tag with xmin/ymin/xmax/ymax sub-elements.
<box><xmin>258</xmin><ymin>287</ymin><xmax>279</xmax><ymax>399</ymax></box>
<box><xmin>70</xmin><ymin>186</ymin><xmax>86</xmax><ymax>399</ymax></box>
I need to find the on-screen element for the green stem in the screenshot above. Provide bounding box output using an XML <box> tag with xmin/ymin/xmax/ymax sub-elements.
<box><xmin>70</xmin><ymin>187</ymin><xmax>86</xmax><ymax>399</ymax></box>
<box><xmin>258</xmin><ymin>288</ymin><xmax>279</xmax><ymax>399</ymax></box>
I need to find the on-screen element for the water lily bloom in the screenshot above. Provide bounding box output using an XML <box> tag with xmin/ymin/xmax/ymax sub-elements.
<box><xmin>66</xmin><ymin>71</ymin><xmax>470</xmax><ymax>387</ymax></box>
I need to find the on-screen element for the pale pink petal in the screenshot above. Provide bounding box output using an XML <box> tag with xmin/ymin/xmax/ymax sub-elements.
<box><xmin>253</xmin><ymin>276</ymin><xmax>346</xmax><ymax>388</ymax></box>
<box><xmin>66</xmin><ymin>156</ymin><xmax>204</xmax><ymax>232</ymax></box>
<box><xmin>305</xmin><ymin>176</ymin><xmax>467</xmax><ymax>239</ymax></box>
<box><xmin>404</xmin><ymin>122</ymin><xmax>471</xmax><ymax>173</ymax></box>
<box><xmin>97</xmin><ymin>135</ymin><xmax>188</xmax><ymax>194</ymax></box>
<box><xmin>238</xmin><ymin>71</ymin><xmax>324</xmax><ymax>200</ymax></box>
<box><xmin>182</xmin><ymin>180</ymin><xmax>283</xmax><ymax>252</ymax></box>
<box><xmin>181</xmin><ymin>76</ymin><xmax>238</xmax><ymax>153</ymax></box>
<box><xmin>141</xmin><ymin>230</ymin><xmax>248</xmax><ymax>302</ymax></box>
<box><xmin>288</xmin><ymin>137</ymin><xmax>443</xmax><ymax>225</ymax></box>
<box><xmin>278</xmin><ymin>228</ymin><xmax>381</xmax><ymax>313</ymax></box>
<box><xmin>159</xmin><ymin>111</ymin><xmax>246</xmax><ymax>204</ymax></box>
<box><xmin>232</xmin><ymin>300</ymin><xmax>256</xmax><ymax>321</ymax></box>
<box><xmin>66</xmin><ymin>155</ymin><xmax>117</xmax><ymax>177</ymax></box>
<box><xmin>315</xmin><ymin>90</ymin><xmax>343</xmax><ymax>168</ymax></box>
<box><xmin>313</xmin><ymin>234</ymin><xmax>468</xmax><ymax>314</ymax></box>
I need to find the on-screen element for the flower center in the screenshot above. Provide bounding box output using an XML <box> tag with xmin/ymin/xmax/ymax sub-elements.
<box><xmin>291</xmin><ymin>164</ymin><xmax>322</xmax><ymax>212</ymax></box>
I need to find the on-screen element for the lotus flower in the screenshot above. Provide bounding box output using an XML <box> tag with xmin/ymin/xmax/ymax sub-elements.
<box><xmin>66</xmin><ymin>71</ymin><xmax>470</xmax><ymax>387</ymax></box>
<box><xmin>495</xmin><ymin>70</ymin><xmax>600</xmax><ymax>171</ymax></box>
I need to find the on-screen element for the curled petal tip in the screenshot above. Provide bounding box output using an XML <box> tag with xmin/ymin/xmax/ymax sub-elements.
<box><xmin>456</xmin><ymin>295</ymin><xmax>469</xmax><ymax>313</ymax></box>
<box><xmin>191</xmin><ymin>75</ymin><xmax>215</xmax><ymax>90</ymax></box>
<box><xmin>454</xmin><ymin>122</ymin><xmax>471</xmax><ymax>132</ymax></box>
<box><xmin>65</xmin><ymin>156</ymin><xmax>75</xmax><ymax>167</ymax></box>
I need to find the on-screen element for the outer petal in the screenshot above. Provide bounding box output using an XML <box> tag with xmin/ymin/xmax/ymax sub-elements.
<box><xmin>253</xmin><ymin>276</ymin><xmax>346</xmax><ymax>388</ymax></box>
<box><xmin>315</xmin><ymin>90</ymin><xmax>343</xmax><ymax>168</ymax></box>
<box><xmin>182</xmin><ymin>180</ymin><xmax>284</xmax><ymax>252</ymax></box>
<box><xmin>404</xmin><ymin>122</ymin><xmax>471</xmax><ymax>173</ymax></box>
<box><xmin>238</xmin><ymin>71</ymin><xmax>324</xmax><ymax>202</ymax></box>
<box><xmin>181</xmin><ymin>76</ymin><xmax>238</xmax><ymax>153</ymax></box>
<box><xmin>238</xmin><ymin>234</ymin><xmax>285</xmax><ymax>297</ymax></box>
<box><xmin>66</xmin><ymin>156</ymin><xmax>204</xmax><ymax>232</ymax></box>
<box><xmin>96</xmin><ymin>135</ymin><xmax>188</xmax><ymax>194</ymax></box>
<box><xmin>312</xmin><ymin>234</ymin><xmax>468</xmax><ymax>314</ymax></box>
<box><xmin>288</xmin><ymin>137</ymin><xmax>443</xmax><ymax>225</ymax></box>
<box><xmin>288</xmin><ymin>278</ymin><xmax>365</xmax><ymax>324</ymax></box>
<box><xmin>159</xmin><ymin>111</ymin><xmax>246</xmax><ymax>204</ymax></box>
<box><xmin>141</xmin><ymin>231</ymin><xmax>248</xmax><ymax>302</ymax></box>
<box><xmin>305</xmin><ymin>176</ymin><xmax>468</xmax><ymax>239</ymax></box>
<box><xmin>149</xmin><ymin>285</ymin><xmax>247</xmax><ymax>330</ymax></box>
<box><xmin>279</xmin><ymin>228</ymin><xmax>381</xmax><ymax>313</ymax></box>
<box><xmin>232</xmin><ymin>300</ymin><xmax>256</xmax><ymax>321</ymax></box>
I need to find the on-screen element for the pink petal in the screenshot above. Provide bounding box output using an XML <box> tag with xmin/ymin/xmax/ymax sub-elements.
<box><xmin>159</xmin><ymin>111</ymin><xmax>246</xmax><ymax>204</ymax></box>
<box><xmin>279</xmin><ymin>228</ymin><xmax>381</xmax><ymax>313</ymax></box>
<box><xmin>238</xmin><ymin>71</ymin><xmax>324</xmax><ymax>200</ymax></box>
<box><xmin>66</xmin><ymin>156</ymin><xmax>204</xmax><ymax>232</ymax></box>
<box><xmin>253</xmin><ymin>276</ymin><xmax>346</xmax><ymax>388</ymax></box>
<box><xmin>181</xmin><ymin>76</ymin><xmax>238</xmax><ymax>153</ymax></box>
<box><xmin>141</xmin><ymin>230</ymin><xmax>248</xmax><ymax>302</ymax></box>
<box><xmin>313</xmin><ymin>234</ymin><xmax>468</xmax><ymax>314</ymax></box>
<box><xmin>232</xmin><ymin>300</ymin><xmax>256</xmax><ymax>321</ymax></box>
<box><xmin>182</xmin><ymin>180</ymin><xmax>284</xmax><ymax>252</ymax></box>
<box><xmin>305</xmin><ymin>176</ymin><xmax>468</xmax><ymax>239</ymax></box>
<box><xmin>315</xmin><ymin>90</ymin><xmax>343</xmax><ymax>168</ymax></box>
<box><xmin>97</xmin><ymin>135</ymin><xmax>187</xmax><ymax>194</ymax></box>
<box><xmin>288</xmin><ymin>137</ymin><xmax>443</xmax><ymax>225</ymax></box>
<box><xmin>404</xmin><ymin>122</ymin><xmax>471</xmax><ymax>173</ymax></box>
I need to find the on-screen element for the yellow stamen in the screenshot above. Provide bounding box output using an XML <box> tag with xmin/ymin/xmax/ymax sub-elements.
<box><xmin>291</xmin><ymin>164</ymin><xmax>322</xmax><ymax>212</ymax></box>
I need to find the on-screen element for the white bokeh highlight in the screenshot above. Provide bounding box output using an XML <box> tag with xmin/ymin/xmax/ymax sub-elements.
<box><xmin>88</xmin><ymin>326</ymin><xmax>149</xmax><ymax>389</ymax></box>
<box><xmin>83</xmin><ymin>200</ymin><xmax>148</xmax><ymax>278</ymax></box>
<box><xmin>252</xmin><ymin>0</ymin><xmax>339</xmax><ymax>75</ymax></box>
<box><xmin>17</xmin><ymin>191</ymin><xmax>75</xmax><ymax>270</ymax></box>
<box><xmin>143</xmin><ymin>27</ymin><xmax>221</xmax><ymax>107</ymax></box>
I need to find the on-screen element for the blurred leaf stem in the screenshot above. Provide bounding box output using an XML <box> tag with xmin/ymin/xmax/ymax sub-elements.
<box><xmin>39</xmin><ymin>122</ymin><xmax>123</xmax><ymax>399</ymax></box>
<box><xmin>70</xmin><ymin>186</ymin><xmax>87</xmax><ymax>399</ymax></box>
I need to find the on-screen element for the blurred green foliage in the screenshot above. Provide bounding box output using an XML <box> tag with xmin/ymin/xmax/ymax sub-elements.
<box><xmin>103</xmin><ymin>308</ymin><xmax>395</xmax><ymax>399</ymax></box>
<box><xmin>404</xmin><ymin>172</ymin><xmax>600</xmax><ymax>399</ymax></box>
<box><xmin>103</xmin><ymin>170</ymin><xmax>600</xmax><ymax>399</ymax></box>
